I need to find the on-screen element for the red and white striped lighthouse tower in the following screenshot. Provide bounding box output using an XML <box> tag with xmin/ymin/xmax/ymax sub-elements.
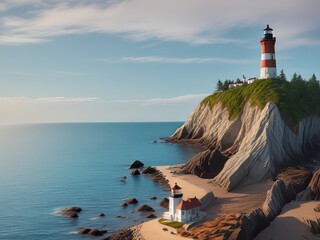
<box><xmin>260</xmin><ymin>25</ymin><xmax>277</xmax><ymax>79</ymax></box>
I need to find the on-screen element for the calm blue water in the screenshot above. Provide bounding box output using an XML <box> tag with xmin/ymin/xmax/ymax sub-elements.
<box><xmin>0</xmin><ymin>122</ymin><xmax>201</xmax><ymax>240</ymax></box>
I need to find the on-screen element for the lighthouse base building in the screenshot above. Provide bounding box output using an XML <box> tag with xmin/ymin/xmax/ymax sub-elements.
<box><xmin>163</xmin><ymin>183</ymin><xmax>206</xmax><ymax>224</ymax></box>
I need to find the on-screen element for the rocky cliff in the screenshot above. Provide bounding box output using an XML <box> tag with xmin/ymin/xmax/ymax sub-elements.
<box><xmin>169</xmin><ymin>91</ymin><xmax>320</xmax><ymax>190</ymax></box>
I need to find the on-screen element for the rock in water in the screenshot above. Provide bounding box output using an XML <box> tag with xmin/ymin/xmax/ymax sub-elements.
<box><xmin>129</xmin><ymin>160</ymin><xmax>144</xmax><ymax>169</ymax></box>
<box><xmin>131</xmin><ymin>169</ymin><xmax>140</xmax><ymax>176</ymax></box>
<box><xmin>146</xmin><ymin>213</ymin><xmax>157</xmax><ymax>218</ymax></box>
<box><xmin>159</xmin><ymin>198</ymin><xmax>169</xmax><ymax>208</ymax></box>
<box><xmin>58</xmin><ymin>206</ymin><xmax>82</xmax><ymax>218</ymax></box>
<box><xmin>137</xmin><ymin>204</ymin><xmax>155</xmax><ymax>212</ymax></box>
<box><xmin>296</xmin><ymin>169</ymin><xmax>320</xmax><ymax>201</ymax></box>
<box><xmin>262</xmin><ymin>180</ymin><xmax>289</xmax><ymax>221</ymax></box>
<box><xmin>78</xmin><ymin>228</ymin><xmax>107</xmax><ymax>236</ymax></box>
<box><xmin>125</xmin><ymin>198</ymin><xmax>138</xmax><ymax>204</ymax></box>
<box><xmin>169</xmin><ymin>100</ymin><xmax>320</xmax><ymax>190</ymax></box>
<box><xmin>180</xmin><ymin>149</ymin><xmax>228</xmax><ymax>178</ymax></box>
<box><xmin>141</xmin><ymin>166</ymin><xmax>157</xmax><ymax>174</ymax></box>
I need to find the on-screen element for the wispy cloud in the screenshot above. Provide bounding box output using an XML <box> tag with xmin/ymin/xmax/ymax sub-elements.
<box><xmin>0</xmin><ymin>97</ymin><xmax>99</xmax><ymax>104</ymax></box>
<box><xmin>0</xmin><ymin>0</ymin><xmax>319</xmax><ymax>47</ymax></box>
<box><xmin>0</xmin><ymin>94</ymin><xmax>208</xmax><ymax>105</ymax></box>
<box><xmin>54</xmin><ymin>71</ymin><xmax>87</xmax><ymax>76</ymax></box>
<box><xmin>121</xmin><ymin>56</ymin><xmax>253</xmax><ymax>64</ymax></box>
<box><xmin>110</xmin><ymin>93</ymin><xmax>210</xmax><ymax>105</ymax></box>
<box><xmin>7</xmin><ymin>71</ymin><xmax>29</xmax><ymax>75</ymax></box>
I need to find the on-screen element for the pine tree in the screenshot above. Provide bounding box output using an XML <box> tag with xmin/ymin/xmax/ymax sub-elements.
<box><xmin>216</xmin><ymin>80</ymin><xmax>223</xmax><ymax>91</ymax></box>
<box><xmin>279</xmin><ymin>69</ymin><xmax>286</xmax><ymax>81</ymax></box>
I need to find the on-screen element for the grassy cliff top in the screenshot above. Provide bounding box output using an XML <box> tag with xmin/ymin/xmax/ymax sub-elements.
<box><xmin>202</xmin><ymin>78</ymin><xmax>320</xmax><ymax>123</ymax></box>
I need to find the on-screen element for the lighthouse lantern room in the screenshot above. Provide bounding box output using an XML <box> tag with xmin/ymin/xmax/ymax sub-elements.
<box><xmin>260</xmin><ymin>25</ymin><xmax>277</xmax><ymax>79</ymax></box>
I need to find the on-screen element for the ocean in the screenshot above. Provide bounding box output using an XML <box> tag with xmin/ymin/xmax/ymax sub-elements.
<box><xmin>0</xmin><ymin>122</ymin><xmax>201</xmax><ymax>240</ymax></box>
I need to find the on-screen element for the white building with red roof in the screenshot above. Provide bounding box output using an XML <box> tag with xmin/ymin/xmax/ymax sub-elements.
<box><xmin>163</xmin><ymin>183</ymin><xmax>202</xmax><ymax>223</ymax></box>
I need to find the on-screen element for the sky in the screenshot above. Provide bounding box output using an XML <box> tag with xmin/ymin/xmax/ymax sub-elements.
<box><xmin>0</xmin><ymin>0</ymin><xmax>320</xmax><ymax>125</ymax></box>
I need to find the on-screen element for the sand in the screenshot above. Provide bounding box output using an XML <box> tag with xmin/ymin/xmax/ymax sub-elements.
<box><xmin>138</xmin><ymin>165</ymin><xmax>273</xmax><ymax>240</ymax></box>
<box><xmin>255</xmin><ymin>201</ymin><xmax>320</xmax><ymax>240</ymax></box>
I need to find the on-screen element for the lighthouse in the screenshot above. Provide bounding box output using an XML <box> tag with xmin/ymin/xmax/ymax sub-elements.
<box><xmin>260</xmin><ymin>25</ymin><xmax>277</xmax><ymax>79</ymax></box>
<box><xmin>168</xmin><ymin>183</ymin><xmax>183</xmax><ymax>221</ymax></box>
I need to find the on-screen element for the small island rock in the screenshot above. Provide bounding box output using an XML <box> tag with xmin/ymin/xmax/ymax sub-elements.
<box><xmin>131</xmin><ymin>169</ymin><xmax>140</xmax><ymax>176</ymax></box>
<box><xmin>58</xmin><ymin>206</ymin><xmax>82</xmax><ymax>218</ymax></box>
<box><xmin>129</xmin><ymin>160</ymin><xmax>144</xmax><ymax>169</ymax></box>
<box><xmin>125</xmin><ymin>198</ymin><xmax>139</xmax><ymax>204</ymax></box>
<box><xmin>137</xmin><ymin>204</ymin><xmax>155</xmax><ymax>212</ymax></box>
<box><xmin>160</xmin><ymin>198</ymin><xmax>169</xmax><ymax>208</ymax></box>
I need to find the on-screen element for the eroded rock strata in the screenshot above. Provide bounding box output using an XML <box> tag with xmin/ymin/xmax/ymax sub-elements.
<box><xmin>169</xmin><ymin>102</ymin><xmax>320</xmax><ymax>190</ymax></box>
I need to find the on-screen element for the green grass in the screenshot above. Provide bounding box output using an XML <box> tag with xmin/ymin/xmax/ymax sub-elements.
<box><xmin>202</xmin><ymin>78</ymin><xmax>320</xmax><ymax>123</ymax></box>
<box><xmin>158</xmin><ymin>218</ymin><xmax>184</xmax><ymax>229</ymax></box>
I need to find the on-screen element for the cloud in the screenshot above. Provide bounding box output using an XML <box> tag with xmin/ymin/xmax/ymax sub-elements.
<box><xmin>110</xmin><ymin>93</ymin><xmax>210</xmax><ymax>105</ymax></box>
<box><xmin>0</xmin><ymin>94</ymin><xmax>208</xmax><ymax>105</ymax></box>
<box><xmin>0</xmin><ymin>0</ymin><xmax>319</xmax><ymax>47</ymax></box>
<box><xmin>121</xmin><ymin>56</ymin><xmax>253</xmax><ymax>64</ymax></box>
<box><xmin>0</xmin><ymin>97</ymin><xmax>100</xmax><ymax>104</ymax></box>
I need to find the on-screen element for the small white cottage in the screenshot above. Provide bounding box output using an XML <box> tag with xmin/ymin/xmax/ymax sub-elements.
<box><xmin>163</xmin><ymin>183</ymin><xmax>201</xmax><ymax>223</ymax></box>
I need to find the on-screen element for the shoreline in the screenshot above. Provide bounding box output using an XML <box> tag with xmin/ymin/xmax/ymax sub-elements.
<box><xmin>135</xmin><ymin>164</ymin><xmax>273</xmax><ymax>240</ymax></box>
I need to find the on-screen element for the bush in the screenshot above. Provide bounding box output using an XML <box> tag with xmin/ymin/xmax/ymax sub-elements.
<box><xmin>158</xmin><ymin>218</ymin><xmax>184</xmax><ymax>229</ymax></box>
<box><xmin>202</xmin><ymin>77</ymin><xmax>320</xmax><ymax>124</ymax></box>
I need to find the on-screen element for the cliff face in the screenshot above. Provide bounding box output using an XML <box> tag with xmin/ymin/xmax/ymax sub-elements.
<box><xmin>170</xmin><ymin>102</ymin><xmax>320</xmax><ymax>190</ymax></box>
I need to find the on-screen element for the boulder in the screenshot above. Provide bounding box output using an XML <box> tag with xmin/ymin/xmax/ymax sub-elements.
<box><xmin>125</xmin><ymin>198</ymin><xmax>139</xmax><ymax>204</ymax></box>
<box><xmin>262</xmin><ymin>180</ymin><xmax>288</xmax><ymax>221</ymax></box>
<box><xmin>180</xmin><ymin>149</ymin><xmax>228</xmax><ymax>178</ymax></box>
<box><xmin>296</xmin><ymin>169</ymin><xmax>320</xmax><ymax>201</ymax></box>
<box><xmin>239</xmin><ymin>208</ymin><xmax>270</xmax><ymax>240</ymax></box>
<box><xmin>131</xmin><ymin>169</ymin><xmax>140</xmax><ymax>176</ymax></box>
<box><xmin>200</xmin><ymin>191</ymin><xmax>216</xmax><ymax>210</ymax></box>
<box><xmin>98</xmin><ymin>213</ymin><xmax>105</xmax><ymax>217</ymax></box>
<box><xmin>159</xmin><ymin>198</ymin><xmax>169</xmax><ymax>208</ymax></box>
<box><xmin>141</xmin><ymin>166</ymin><xmax>157</xmax><ymax>174</ymax></box>
<box><xmin>120</xmin><ymin>203</ymin><xmax>128</xmax><ymax>208</ymax></box>
<box><xmin>276</xmin><ymin>167</ymin><xmax>312</xmax><ymax>200</ymax></box>
<box><xmin>149</xmin><ymin>196</ymin><xmax>157</xmax><ymax>200</ymax></box>
<box><xmin>146</xmin><ymin>213</ymin><xmax>157</xmax><ymax>218</ymax></box>
<box><xmin>101</xmin><ymin>228</ymin><xmax>133</xmax><ymax>240</ymax></box>
<box><xmin>58</xmin><ymin>206</ymin><xmax>82</xmax><ymax>218</ymax></box>
<box><xmin>78</xmin><ymin>228</ymin><xmax>107</xmax><ymax>236</ymax></box>
<box><xmin>129</xmin><ymin>160</ymin><xmax>144</xmax><ymax>169</ymax></box>
<box><xmin>137</xmin><ymin>204</ymin><xmax>155</xmax><ymax>212</ymax></box>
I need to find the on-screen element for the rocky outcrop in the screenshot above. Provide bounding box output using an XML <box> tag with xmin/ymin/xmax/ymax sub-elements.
<box><xmin>177</xmin><ymin>213</ymin><xmax>243</xmax><ymax>240</ymax></box>
<box><xmin>276</xmin><ymin>167</ymin><xmax>312</xmax><ymax>200</ymax></box>
<box><xmin>296</xmin><ymin>169</ymin><xmax>320</xmax><ymax>201</ymax></box>
<box><xmin>78</xmin><ymin>227</ymin><xmax>107</xmax><ymax>236</ymax></box>
<box><xmin>141</xmin><ymin>166</ymin><xmax>157</xmax><ymax>174</ymax></box>
<box><xmin>58</xmin><ymin>207</ymin><xmax>82</xmax><ymax>218</ymax></box>
<box><xmin>125</xmin><ymin>198</ymin><xmax>139</xmax><ymax>204</ymax></box>
<box><xmin>101</xmin><ymin>228</ymin><xmax>133</xmax><ymax>240</ymax></box>
<box><xmin>237</xmin><ymin>208</ymin><xmax>270</xmax><ymax>240</ymax></box>
<box><xmin>159</xmin><ymin>198</ymin><xmax>169</xmax><ymax>208</ymax></box>
<box><xmin>199</xmin><ymin>191</ymin><xmax>216</xmax><ymax>210</ymax></box>
<box><xmin>131</xmin><ymin>169</ymin><xmax>140</xmax><ymax>176</ymax></box>
<box><xmin>169</xmin><ymin>102</ymin><xmax>320</xmax><ymax>190</ymax></box>
<box><xmin>129</xmin><ymin>160</ymin><xmax>144</xmax><ymax>169</ymax></box>
<box><xmin>262</xmin><ymin>180</ymin><xmax>289</xmax><ymax>221</ymax></box>
<box><xmin>180</xmin><ymin>149</ymin><xmax>228</xmax><ymax>178</ymax></box>
<box><xmin>137</xmin><ymin>204</ymin><xmax>154</xmax><ymax>212</ymax></box>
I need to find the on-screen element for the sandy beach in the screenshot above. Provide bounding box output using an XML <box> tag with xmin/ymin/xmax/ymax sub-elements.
<box><xmin>138</xmin><ymin>165</ymin><xmax>273</xmax><ymax>240</ymax></box>
<box><xmin>256</xmin><ymin>201</ymin><xmax>320</xmax><ymax>240</ymax></box>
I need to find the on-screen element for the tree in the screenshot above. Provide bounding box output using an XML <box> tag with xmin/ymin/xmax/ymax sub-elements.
<box><xmin>309</xmin><ymin>73</ymin><xmax>317</xmax><ymax>83</ymax></box>
<box><xmin>279</xmin><ymin>69</ymin><xmax>287</xmax><ymax>81</ymax></box>
<box><xmin>216</xmin><ymin>80</ymin><xmax>223</xmax><ymax>91</ymax></box>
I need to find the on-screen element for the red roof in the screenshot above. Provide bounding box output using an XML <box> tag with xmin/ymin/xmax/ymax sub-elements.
<box><xmin>176</xmin><ymin>197</ymin><xmax>201</xmax><ymax>210</ymax></box>
<box><xmin>172</xmin><ymin>183</ymin><xmax>182</xmax><ymax>190</ymax></box>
